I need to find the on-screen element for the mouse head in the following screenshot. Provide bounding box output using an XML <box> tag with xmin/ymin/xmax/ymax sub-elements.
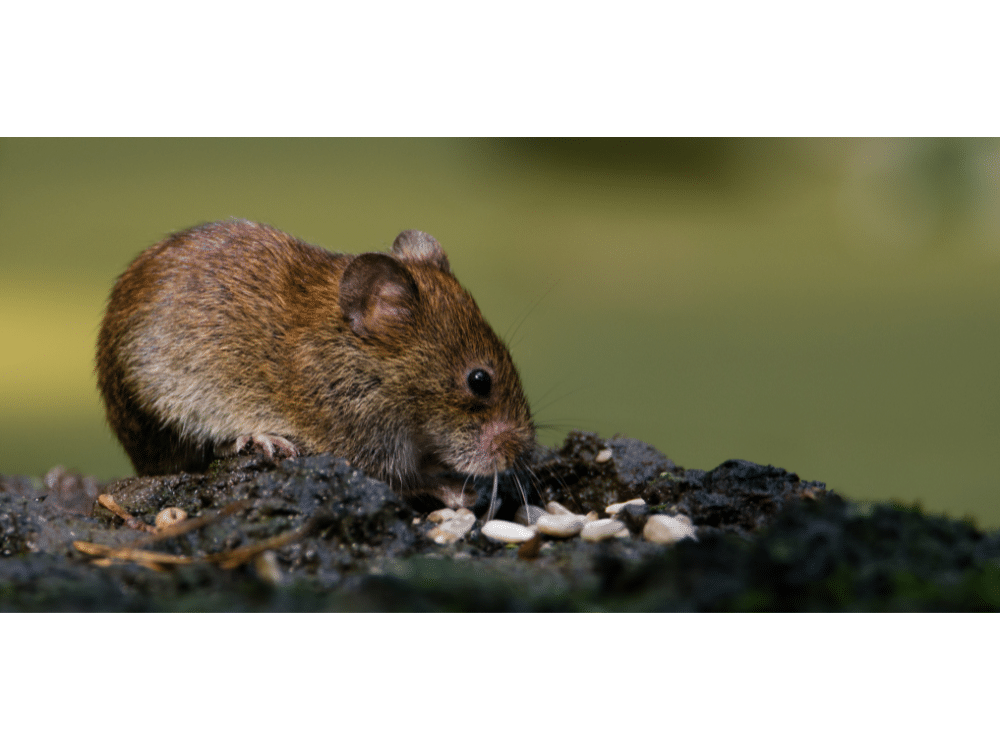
<box><xmin>338</xmin><ymin>230</ymin><xmax>535</xmax><ymax>481</ymax></box>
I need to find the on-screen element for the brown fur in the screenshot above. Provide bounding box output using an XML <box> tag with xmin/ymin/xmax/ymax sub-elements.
<box><xmin>96</xmin><ymin>220</ymin><xmax>535</xmax><ymax>485</ymax></box>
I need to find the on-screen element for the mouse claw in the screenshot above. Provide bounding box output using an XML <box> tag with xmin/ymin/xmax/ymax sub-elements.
<box><xmin>232</xmin><ymin>434</ymin><xmax>298</xmax><ymax>460</ymax></box>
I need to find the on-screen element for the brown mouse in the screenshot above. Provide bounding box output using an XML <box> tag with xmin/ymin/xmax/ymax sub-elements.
<box><xmin>96</xmin><ymin>219</ymin><xmax>535</xmax><ymax>505</ymax></box>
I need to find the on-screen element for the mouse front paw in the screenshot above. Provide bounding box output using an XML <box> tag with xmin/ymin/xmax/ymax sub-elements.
<box><xmin>230</xmin><ymin>433</ymin><xmax>299</xmax><ymax>460</ymax></box>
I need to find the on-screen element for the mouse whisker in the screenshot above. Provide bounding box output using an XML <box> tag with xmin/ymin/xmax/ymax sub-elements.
<box><xmin>525</xmin><ymin>460</ymin><xmax>567</xmax><ymax>509</ymax></box>
<box><xmin>485</xmin><ymin>470</ymin><xmax>500</xmax><ymax>522</ymax></box>
<box><xmin>513</xmin><ymin>473</ymin><xmax>529</xmax><ymax>520</ymax></box>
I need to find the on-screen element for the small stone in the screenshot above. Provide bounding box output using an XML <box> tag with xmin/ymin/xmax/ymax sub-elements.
<box><xmin>428</xmin><ymin>508</ymin><xmax>476</xmax><ymax>544</ymax></box>
<box><xmin>595</xmin><ymin>448</ymin><xmax>613</xmax><ymax>463</ymax></box>
<box><xmin>584</xmin><ymin>511</ymin><xmax>599</xmax><ymax>522</ymax></box>
<box><xmin>481</xmin><ymin>520</ymin><xmax>537</xmax><ymax>544</ymax></box>
<box><xmin>605</xmin><ymin>498</ymin><xmax>646</xmax><ymax>516</ymax></box>
<box><xmin>428</xmin><ymin>508</ymin><xmax>457</xmax><ymax>523</ymax></box>
<box><xmin>581</xmin><ymin>518</ymin><xmax>627</xmax><ymax>542</ymax></box>
<box><xmin>155</xmin><ymin>507</ymin><xmax>187</xmax><ymax>529</ymax></box>
<box><xmin>536</xmin><ymin>514</ymin><xmax>586</xmax><ymax>538</ymax></box>
<box><xmin>513</xmin><ymin>504</ymin><xmax>549</xmax><ymax>526</ymax></box>
<box><xmin>643</xmin><ymin>514</ymin><xmax>698</xmax><ymax>545</ymax></box>
<box><xmin>545</xmin><ymin>501</ymin><xmax>576</xmax><ymax>516</ymax></box>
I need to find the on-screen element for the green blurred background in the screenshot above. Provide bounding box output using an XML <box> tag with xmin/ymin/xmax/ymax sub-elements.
<box><xmin>2</xmin><ymin>139</ymin><xmax>998</xmax><ymax>526</ymax></box>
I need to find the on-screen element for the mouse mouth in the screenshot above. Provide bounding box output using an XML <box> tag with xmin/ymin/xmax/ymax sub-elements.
<box><xmin>424</xmin><ymin>418</ymin><xmax>534</xmax><ymax>478</ymax></box>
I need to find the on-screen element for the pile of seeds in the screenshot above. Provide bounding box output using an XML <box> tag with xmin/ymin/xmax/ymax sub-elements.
<box><xmin>427</xmin><ymin>497</ymin><xmax>698</xmax><ymax>548</ymax></box>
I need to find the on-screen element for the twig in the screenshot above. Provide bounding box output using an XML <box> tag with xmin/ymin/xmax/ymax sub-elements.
<box><xmin>97</xmin><ymin>494</ymin><xmax>156</xmax><ymax>532</ymax></box>
<box><xmin>74</xmin><ymin>512</ymin><xmax>319</xmax><ymax>572</ymax></box>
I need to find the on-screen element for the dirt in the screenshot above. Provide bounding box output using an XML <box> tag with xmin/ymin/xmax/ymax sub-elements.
<box><xmin>1</xmin><ymin>431</ymin><xmax>998</xmax><ymax>611</ymax></box>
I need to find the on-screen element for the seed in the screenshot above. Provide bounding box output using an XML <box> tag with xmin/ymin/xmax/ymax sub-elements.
<box><xmin>253</xmin><ymin>550</ymin><xmax>283</xmax><ymax>585</ymax></box>
<box><xmin>536</xmin><ymin>514</ymin><xmax>585</xmax><ymax>538</ymax></box>
<box><xmin>481</xmin><ymin>520</ymin><xmax>537</xmax><ymax>544</ymax></box>
<box><xmin>514</xmin><ymin>504</ymin><xmax>548</xmax><ymax>525</ymax></box>
<box><xmin>155</xmin><ymin>507</ymin><xmax>187</xmax><ymax>529</ymax></box>
<box><xmin>643</xmin><ymin>515</ymin><xmax>698</xmax><ymax>544</ymax></box>
<box><xmin>580</xmin><ymin>518</ymin><xmax>627</xmax><ymax>542</ymax></box>
<box><xmin>428</xmin><ymin>508</ymin><xmax>458</xmax><ymax>523</ymax></box>
<box><xmin>595</xmin><ymin>448</ymin><xmax>613</xmax><ymax>463</ymax></box>
<box><xmin>605</xmin><ymin>498</ymin><xmax>646</xmax><ymax>516</ymax></box>
<box><xmin>428</xmin><ymin>508</ymin><xmax>476</xmax><ymax>544</ymax></box>
<box><xmin>545</xmin><ymin>501</ymin><xmax>576</xmax><ymax>516</ymax></box>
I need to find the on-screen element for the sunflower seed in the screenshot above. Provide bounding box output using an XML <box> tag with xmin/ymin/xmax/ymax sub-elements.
<box><xmin>427</xmin><ymin>508</ymin><xmax>458</xmax><ymax>523</ymax></box>
<box><xmin>545</xmin><ymin>501</ymin><xmax>576</xmax><ymax>516</ymax></box>
<box><xmin>514</xmin><ymin>504</ymin><xmax>549</xmax><ymax>526</ymax></box>
<box><xmin>536</xmin><ymin>513</ymin><xmax>586</xmax><ymax>538</ymax></box>
<box><xmin>581</xmin><ymin>518</ymin><xmax>627</xmax><ymax>541</ymax></box>
<box><xmin>482</xmin><ymin>520</ymin><xmax>537</xmax><ymax>544</ymax></box>
<box><xmin>155</xmin><ymin>506</ymin><xmax>187</xmax><ymax>529</ymax></box>
<box><xmin>643</xmin><ymin>514</ymin><xmax>698</xmax><ymax>544</ymax></box>
<box><xmin>605</xmin><ymin>498</ymin><xmax>646</xmax><ymax>516</ymax></box>
<box><xmin>428</xmin><ymin>508</ymin><xmax>476</xmax><ymax>544</ymax></box>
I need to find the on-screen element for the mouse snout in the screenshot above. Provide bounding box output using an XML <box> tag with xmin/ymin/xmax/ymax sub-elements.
<box><xmin>474</xmin><ymin>417</ymin><xmax>534</xmax><ymax>473</ymax></box>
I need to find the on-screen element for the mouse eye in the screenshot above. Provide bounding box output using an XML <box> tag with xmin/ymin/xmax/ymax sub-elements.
<box><xmin>467</xmin><ymin>368</ymin><xmax>492</xmax><ymax>398</ymax></box>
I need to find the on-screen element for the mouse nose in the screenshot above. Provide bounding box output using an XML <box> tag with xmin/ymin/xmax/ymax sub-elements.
<box><xmin>476</xmin><ymin>418</ymin><xmax>534</xmax><ymax>472</ymax></box>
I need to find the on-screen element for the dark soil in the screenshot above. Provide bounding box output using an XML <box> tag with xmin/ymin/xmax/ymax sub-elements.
<box><xmin>2</xmin><ymin>431</ymin><xmax>998</xmax><ymax>611</ymax></box>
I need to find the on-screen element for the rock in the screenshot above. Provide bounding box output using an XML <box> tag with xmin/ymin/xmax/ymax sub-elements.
<box><xmin>606</xmin><ymin>436</ymin><xmax>675</xmax><ymax>490</ymax></box>
<box><xmin>41</xmin><ymin>466</ymin><xmax>101</xmax><ymax>515</ymax></box>
<box><xmin>617</xmin><ymin>503</ymin><xmax>652</xmax><ymax>535</ymax></box>
<box><xmin>481</xmin><ymin>520</ymin><xmax>537</xmax><ymax>544</ymax></box>
<box><xmin>581</xmin><ymin>518</ymin><xmax>628</xmax><ymax>541</ymax></box>
<box><xmin>537</xmin><ymin>514</ymin><xmax>585</xmax><ymax>538</ymax></box>
<box><xmin>649</xmin><ymin>459</ymin><xmax>830</xmax><ymax>534</ymax></box>
<box><xmin>643</xmin><ymin>514</ymin><xmax>698</xmax><ymax>544</ymax></box>
<box><xmin>0</xmin><ymin>475</ymin><xmax>38</xmax><ymax>499</ymax></box>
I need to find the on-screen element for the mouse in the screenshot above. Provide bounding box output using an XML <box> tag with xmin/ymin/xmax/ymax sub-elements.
<box><xmin>96</xmin><ymin>219</ymin><xmax>536</xmax><ymax>511</ymax></box>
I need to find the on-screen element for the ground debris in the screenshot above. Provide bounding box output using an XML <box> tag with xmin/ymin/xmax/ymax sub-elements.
<box><xmin>2</xmin><ymin>433</ymin><xmax>999</xmax><ymax>611</ymax></box>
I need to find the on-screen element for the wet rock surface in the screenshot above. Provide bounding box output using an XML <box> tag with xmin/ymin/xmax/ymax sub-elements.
<box><xmin>2</xmin><ymin>431</ymin><xmax>999</xmax><ymax>611</ymax></box>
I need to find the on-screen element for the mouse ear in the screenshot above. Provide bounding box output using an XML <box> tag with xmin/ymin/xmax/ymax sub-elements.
<box><xmin>339</xmin><ymin>253</ymin><xmax>420</xmax><ymax>339</ymax></box>
<box><xmin>391</xmin><ymin>230</ymin><xmax>450</xmax><ymax>274</ymax></box>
